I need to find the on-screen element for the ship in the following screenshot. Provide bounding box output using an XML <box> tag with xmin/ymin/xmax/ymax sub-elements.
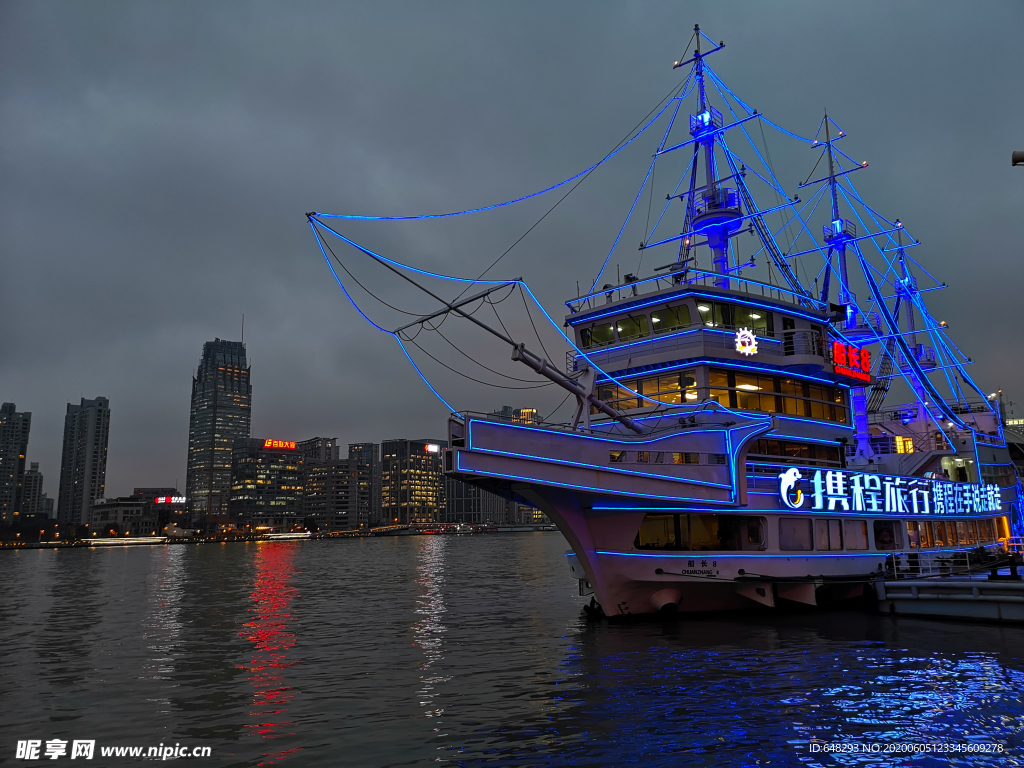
<box><xmin>307</xmin><ymin>26</ymin><xmax>1021</xmax><ymax>616</ymax></box>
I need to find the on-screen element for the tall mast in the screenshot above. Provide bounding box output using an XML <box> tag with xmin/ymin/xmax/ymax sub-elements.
<box><xmin>684</xmin><ymin>24</ymin><xmax>740</xmax><ymax>290</ymax></box>
<box><xmin>823</xmin><ymin>112</ymin><xmax>854</xmax><ymax>326</ymax></box>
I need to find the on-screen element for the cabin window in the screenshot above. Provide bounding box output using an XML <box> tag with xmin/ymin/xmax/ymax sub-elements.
<box><xmin>635</xmin><ymin>514</ymin><xmax>678</xmax><ymax>549</ymax></box>
<box><xmin>673</xmin><ymin>452</ymin><xmax>699</xmax><ymax>465</ymax></box>
<box><xmin>651</xmin><ymin>304</ymin><xmax>692</xmax><ymax>334</ymax></box>
<box><xmin>633</xmin><ymin>514</ymin><xmax>766</xmax><ymax>551</ymax></box>
<box><xmin>844</xmin><ymin>520</ymin><xmax>869</xmax><ymax>550</ymax></box>
<box><xmin>593</xmin><ymin>368</ymin><xmax>697</xmax><ymax>413</ymax></box>
<box><xmin>905</xmin><ymin>521</ymin><xmax>920</xmax><ymax>549</ymax></box>
<box><xmin>636</xmin><ymin>451</ymin><xmax>649</xmax><ymax>463</ymax></box>
<box><xmin>872</xmin><ymin>520</ymin><xmax>901</xmax><ymax>550</ymax></box>
<box><xmin>734</xmin><ymin>306</ymin><xmax>775</xmax><ymax>337</ymax></box>
<box><xmin>815</xmin><ymin>519</ymin><xmax>843</xmax><ymax>551</ymax></box>
<box><xmin>709</xmin><ymin>454</ymin><xmax>728</xmax><ymax>465</ymax></box>
<box><xmin>916</xmin><ymin>520</ymin><xmax>934</xmax><ymax>548</ymax></box>
<box><xmin>997</xmin><ymin>516</ymin><xmax>1011</xmax><ymax>539</ymax></box>
<box><xmin>979</xmin><ymin>518</ymin><xmax>995</xmax><ymax>542</ymax></box>
<box><xmin>581</xmin><ymin>322</ymin><xmax>615</xmax><ymax>349</ymax></box>
<box><xmin>707</xmin><ymin>368</ymin><xmax>848</xmax><ymax>424</ymax></box>
<box><xmin>616</xmin><ymin>314</ymin><xmax>650</xmax><ymax>342</ymax></box>
<box><xmin>609</xmin><ymin>450</ymin><xmax>626</xmax><ymax>463</ymax></box>
<box><xmin>956</xmin><ymin>520</ymin><xmax>973</xmax><ymax>545</ymax></box>
<box><xmin>779</xmin><ymin>517</ymin><xmax>814</xmax><ymax>551</ymax></box>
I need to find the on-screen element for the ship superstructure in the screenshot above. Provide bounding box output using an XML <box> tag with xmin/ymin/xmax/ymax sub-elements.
<box><xmin>307</xmin><ymin>26</ymin><xmax>1020</xmax><ymax>615</ymax></box>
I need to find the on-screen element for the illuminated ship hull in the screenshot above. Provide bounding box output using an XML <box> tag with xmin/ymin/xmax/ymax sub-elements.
<box><xmin>445</xmin><ymin>282</ymin><xmax>1018</xmax><ymax>617</ymax></box>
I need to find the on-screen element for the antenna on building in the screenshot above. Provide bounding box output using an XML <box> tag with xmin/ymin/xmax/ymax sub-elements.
<box><xmin>241</xmin><ymin>314</ymin><xmax>245</xmax><ymax>345</ymax></box>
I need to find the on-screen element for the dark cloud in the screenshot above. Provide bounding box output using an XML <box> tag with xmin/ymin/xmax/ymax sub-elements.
<box><xmin>2</xmin><ymin>1</ymin><xmax>1022</xmax><ymax>496</ymax></box>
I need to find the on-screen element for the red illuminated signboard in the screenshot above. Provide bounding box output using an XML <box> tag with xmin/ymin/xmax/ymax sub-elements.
<box><xmin>264</xmin><ymin>439</ymin><xmax>297</xmax><ymax>450</ymax></box>
<box><xmin>832</xmin><ymin>341</ymin><xmax>871</xmax><ymax>382</ymax></box>
<box><xmin>154</xmin><ymin>496</ymin><xmax>186</xmax><ymax>504</ymax></box>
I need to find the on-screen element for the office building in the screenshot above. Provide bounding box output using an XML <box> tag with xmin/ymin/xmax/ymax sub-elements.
<box><xmin>89</xmin><ymin>496</ymin><xmax>149</xmax><ymax>536</ymax></box>
<box><xmin>135</xmin><ymin>487</ymin><xmax>187</xmax><ymax>531</ymax></box>
<box><xmin>489</xmin><ymin>405</ymin><xmax>539</xmax><ymax>424</ymax></box>
<box><xmin>444</xmin><ymin>476</ymin><xmax>507</xmax><ymax>524</ymax></box>
<box><xmin>380</xmin><ymin>439</ymin><xmax>446</xmax><ymax>524</ymax></box>
<box><xmin>185</xmin><ymin>339</ymin><xmax>252</xmax><ymax>521</ymax></box>
<box><xmin>348</xmin><ymin>442</ymin><xmax>380</xmax><ymax>526</ymax></box>
<box><xmin>298</xmin><ymin>437</ymin><xmax>338</xmax><ymax>464</ymax></box>
<box><xmin>57</xmin><ymin>397</ymin><xmax>110</xmax><ymax>526</ymax></box>
<box><xmin>21</xmin><ymin>462</ymin><xmax>45</xmax><ymax>516</ymax></box>
<box><xmin>304</xmin><ymin>460</ymin><xmax>369</xmax><ymax>530</ymax></box>
<box><xmin>229</xmin><ymin>438</ymin><xmax>304</xmax><ymax>532</ymax></box>
<box><xmin>0</xmin><ymin>403</ymin><xmax>31</xmax><ymax>526</ymax></box>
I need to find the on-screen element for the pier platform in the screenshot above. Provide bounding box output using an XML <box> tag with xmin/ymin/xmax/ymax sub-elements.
<box><xmin>875</xmin><ymin>570</ymin><xmax>1024</xmax><ymax>622</ymax></box>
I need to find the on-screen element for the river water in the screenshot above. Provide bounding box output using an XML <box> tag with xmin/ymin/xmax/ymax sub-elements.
<box><xmin>1</xmin><ymin>533</ymin><xmax>1023</xmax><ymax>766</ymax></box>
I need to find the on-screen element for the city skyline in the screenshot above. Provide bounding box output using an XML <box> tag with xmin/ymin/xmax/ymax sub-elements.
<box><xmin>3</xmin><ymin>3</ymin><xmax>1023</xmax><ymax>500</ymax></box>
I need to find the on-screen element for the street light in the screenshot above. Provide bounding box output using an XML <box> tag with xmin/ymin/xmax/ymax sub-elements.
<box><xmin>1013</xmin><ymin>151</ymin><xmax>1024</xmax><ymax>166</ymax></box>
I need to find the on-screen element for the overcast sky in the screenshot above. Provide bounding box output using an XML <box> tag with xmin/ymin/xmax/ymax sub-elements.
<box><xmin>3</xmin><ymin>1</ymin><xmax>1023</xmax><ymax>498</ymax></box>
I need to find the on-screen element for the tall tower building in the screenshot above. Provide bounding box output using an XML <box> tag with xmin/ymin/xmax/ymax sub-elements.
<box><xmin>57</xmin><ymin>397</ymin><xmax>110</xmax><ymax>526</ymax></box>
<box><xmin>185</xmin><ymin>339</ymin><xmax>251</xmax><ymax>520</ymax></box>
<box><xmin>21</xmin><ymin>462</ymin><xmax>44</xmax><ymax>516</ymax></box>
<box><xmin>0</xmin><ymin>403</ymin><xmax>31</xmax><ymax>525</ymax></box>
<box><xmin>380</xmin><ymin>439</ymin><xmax>446</xmax><ymax>525</ymax></box>
<box><xmin>348</xmin><ymin>442</ymin><xmax>380</xmax><ymax>526</ymax></box>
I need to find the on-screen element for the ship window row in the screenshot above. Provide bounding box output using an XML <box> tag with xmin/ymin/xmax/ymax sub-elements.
<box><xmin>578</xmin><ymin>300</ymin><xmax>777</xmax><ymax>349</ymax></box>
<box><xmin>708</xmin><ymin>369</ymin><xmax>848</xmax><ymax>424</ymax></box>
<box><xmin>594</xmin><ymin>369</ymin><xmax>697</xmax><ymax>411</ymax></box>
<box><xmin>637</xmin><ymin>514</ymin><xmax>1009</xmax><ymax>553</ymax></box>
<box><xmin>748</xmin><ymin>440</ymin><xmax>842</xmax><ymax>467</ymax></box>
<box><xmin>610</xmin><ymin>451</ymin><xmax>727</xmax><ymax>465</ymax></box>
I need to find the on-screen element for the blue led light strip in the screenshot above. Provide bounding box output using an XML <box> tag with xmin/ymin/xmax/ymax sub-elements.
<box><xmin>456</xmin><ymin>451</ymin><xmax>735</xmax><ymax>504</ymax></box>
<box><xmin>313</xmin><ymin>96</ymin><xmax>678</xmax><ymax>222</ymax></box>
<box><xmin>465</xmin><ymin>445</ymin><xmax>733</xmax><ymax>490</ymax></box>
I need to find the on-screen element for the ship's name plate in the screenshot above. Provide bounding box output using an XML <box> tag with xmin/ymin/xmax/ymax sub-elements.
<box><xmin>778</xmin><ymin>468</ymin><xmax>1002</xmax><ymax>516</ymax></box>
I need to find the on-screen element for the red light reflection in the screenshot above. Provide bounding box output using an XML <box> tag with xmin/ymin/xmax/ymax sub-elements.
<box><xmin>238</xmin><ymin>543</ymin><xmax>302</xmax><ymax>763</ymax></box>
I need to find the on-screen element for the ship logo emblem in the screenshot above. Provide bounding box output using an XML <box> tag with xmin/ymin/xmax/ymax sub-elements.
<box><xmin>735</xmin><ymin>327</ymin><xmax>758</xmax><ymax>356</ymax></box>
<box><xmin>779</xmin><ymin>467</ymin><xmax>804</xmax><ymax>509</ymax></box>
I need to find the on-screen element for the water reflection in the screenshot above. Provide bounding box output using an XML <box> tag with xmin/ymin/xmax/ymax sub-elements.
<box><xmin>141</xmin><ymin>545</ymin><xmax>185</xmax><ymax>690</ymax></box>
<box><xmin>238</xmin><ymin>543</ymin><xmax>301</xmax><ymax>763</ymax></box>
<box><xmin>413</xmin><ymin>536</ymin><xmax>449</xmax><ymax>721</ymax></box>
<box><xmin>550</xmin><ymin>617</ymin><xmax>1024</xmax><ymax>767</ymax></box>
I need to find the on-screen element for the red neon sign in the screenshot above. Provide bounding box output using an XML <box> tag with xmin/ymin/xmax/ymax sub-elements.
<box><xmin>832</xmin><ymin>341</ymin><xmax>871</xmax><ymax>382</ymax></box>
<box><xmin>264</xmin><ymin>439</ymin><xmax>297</xmax><ymax>450</ymax></box>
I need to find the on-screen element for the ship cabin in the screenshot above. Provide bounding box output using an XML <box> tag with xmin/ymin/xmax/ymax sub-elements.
<box><xmin>566</xmin><ymin>272</ymin><xmax>852</xmax><ymax>428</ymax></box>
<box><xmin>564</xmin><ymin>270</ymin><xmax>1017</xmax><ymax>495</ymax></box>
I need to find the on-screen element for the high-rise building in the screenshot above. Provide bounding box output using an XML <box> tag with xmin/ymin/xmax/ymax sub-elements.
<box><xmin>444</xmin><ymin>476</ymin><xmax>507</xmax><ymax>524</ymax></box>
<box><xmin>229</xmin><ymin>438</ymin><xmax>304</xmax><ymax>532</ymax></box>
<box><xmin>297</xmin><ymin>437</ymin><xmax>338</xmax><ymax>464</ymax></box>
<box><xmin>0</xmin><ymin>403</ymin><xmax>31</xmax><ymax>526</ymax></box>
<box><xmin>185</xmin><ymin>339</ymin><xmax>251</xmax><ymax>521</ymax></box>
<box><xmin>21</xmin><ymin>462</ymin><xmax>44</xmax><ymax>516</ymax></box>
<box><xmin>57</xmin><ymin>397</ymin><xmax>110</xmax><ymax>526</ymax></box>
<box><xmin>348</xmin><ymin>442</ymin><xmax>380</xmax><ymax>526</ymax></box>
<box><xmin>304</xmin><ymin>460</ymin><xmax>369</xmax><ymax>530</ymax></box>
<box><xmin>489</xmin><ymin>405</ymin><xmax>539</xmax><ymax>424</ymax></box>
<box><xmin>380</xmin><ymin>439</ymin><xmax>446</xmax><ymax>524</ymax></box>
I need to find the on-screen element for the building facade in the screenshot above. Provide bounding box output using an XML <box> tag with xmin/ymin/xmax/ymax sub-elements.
<box><xmin>229</xmin><ymin>438</ymin><xmax>304</xmax><ymax>532</ymax></box>
<box><xmin>0</xmin><ymin>403</ymin><xmax>31</xmax><ymax>526</ymax></box>
<box><xmin>21</xmin><ymin>462</ymin><xmax>46</xmax><ymax>517</ymax></box>
<box><xmin>297</xmin><ymin>437</ymin><xmax>339</xmax><ymax>464</ymax></box>
<box><xmin>57</xmin><ymin>397</ymin><xmax>110</xmax><ymax>526</ymax></box>
<box><xmin>444</xmin><ymin>476</ymin><xmax>507</xmax><ymax>524</ymax></box>
<box><xmin>348</xmin><ymin>442</ymin><xmax>380</xmax><ymax>526</ymax></box>
<box><xmin>380</xmin><ymin>439</ymin><xmax>446</xmax><ymax>524</ymax></box>
<box><xmin>303</xmin><ymin>460</ymin><xmax>369</xmax><ymax>531</ymax></box>
<box><xmin>185</xmin><ymin>339</ymin><xmax>252</xmax><ymax>521</ymax></box>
